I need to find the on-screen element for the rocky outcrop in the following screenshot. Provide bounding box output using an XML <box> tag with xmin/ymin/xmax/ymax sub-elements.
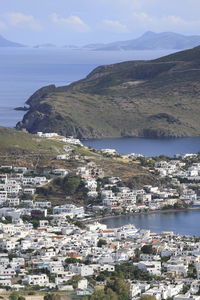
<box><xmin>26</xmin><ymin>85</ymin><xmax>56</xmax><ymax>108</ymax></box>
<box><xmin>16</xmin><ymin>108</ymin><xmax>188</xmax><ymax>138</ymax></box>
<box><xmin>14</xmin><ymin>106</ymin><xmax>29</xmax><ymax>111</ymax></box>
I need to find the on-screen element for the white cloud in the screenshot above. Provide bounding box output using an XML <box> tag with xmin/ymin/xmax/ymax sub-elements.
<box><xmin>162</xmin><ymin>15</ymin><xmax>200</xmax><ymax>32</ymax></box>
<box><xmin>50</xmin><ymin>13</ymin><xmax>90</xmax><ymax>32</ymax></box>
<box><xmin>102</xmin><ymin>20</ymin><xmax>128</xmax><ymax>33</ymax></box>
<box><xmin>163</xmin><ymin>15</ymin><xmax>193</xmax><ymax>26</ymax></box>
<box><xmin>165</xmin><ymin>16</ymin><xmax>186</xmax><ymax>25</ymax></box>
<box><xmin>130</xmin><ymin>12</ymin><xmax>200</xmax><ymax>33</ymax></box>
<box><xmin>4</xmin><ymin>12</ymin><xmax>42</xmax><ymax>31</ymax></box>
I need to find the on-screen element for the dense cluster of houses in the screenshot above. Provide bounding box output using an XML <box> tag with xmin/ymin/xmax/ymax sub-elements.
<box><xmin>93</xmin><ymin>177</ymin><xmax>197</xmax><ymax>214</ymax></box>
<box><xmin>1</xmin><ymin>133</ymin><xmax>200</xmax><ymax>298</ymax></box>
<box><xmin>1</xmin><ymin>216</ymin><xmax>200</xmax><ymax>299</ymax></box>
<box><xmin>0</xmin><ymin>169</ymin><xmax>48</xmax><ymax>208</ymax></box>
<box><xmin>0</xmin><ymin>156</ymin><xmax>197</xmax><ymax>218</ymax></box>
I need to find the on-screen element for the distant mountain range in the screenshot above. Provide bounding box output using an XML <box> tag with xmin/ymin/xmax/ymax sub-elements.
<box><xmin>1</xmin><ymin>31</ymin><xmax>200</xmax><ymax>50</ymax></box>
<box><xmin>83</xmin><ymin>31</ymin><xmax>200</xmax><ymax>51</ymax></box>
<box><xmin>0</xmin><ymin>34</ymin><xmax>25</xmax><ymax>47</ymax></box>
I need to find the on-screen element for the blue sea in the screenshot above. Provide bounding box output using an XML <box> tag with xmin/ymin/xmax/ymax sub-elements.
<box><xmin>82</xmin><ymin>136</ymin><xmax>200</xmax><ymax>157</ymax></box>
<box><xmin>102</xmin><ymin>210</ymin><xmax>200</xmax><ymax>236</ymax></box>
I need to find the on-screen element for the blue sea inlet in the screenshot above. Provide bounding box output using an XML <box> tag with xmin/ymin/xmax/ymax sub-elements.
<box><xmin>82</xmin><ymin>136</ymin><xmax>200</xmax><ymax>157</ymax></box>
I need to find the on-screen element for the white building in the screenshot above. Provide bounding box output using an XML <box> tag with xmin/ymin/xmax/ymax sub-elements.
<box><xmin>78</xmin><ymin>278</ymin><xmax>88</xmax><ymax>290</ymax></box>
<box><xmin>135</xmin><ymin>261</ymin><xmax>161</xmax><ymax>276</ymax></box>
<box><xmin>23</xmin><ymin>274</ymin><xmax>49</xmax><ymax>286</ymax></box>
<box><xmin>69</xmin><ymin>264</ymin><xmax>94</xmax><ymax>276</ymax></box>
<box><xmin>53</xmin><ymin>204</ymin><xmax>84</xmax><ymax>218</ymax></box>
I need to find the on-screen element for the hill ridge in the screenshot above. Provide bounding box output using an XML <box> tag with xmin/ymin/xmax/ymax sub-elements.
<box><xmin>85</xmin><ymin>31</ymin><xmax>200</xmax><ymax>51</ymax></box>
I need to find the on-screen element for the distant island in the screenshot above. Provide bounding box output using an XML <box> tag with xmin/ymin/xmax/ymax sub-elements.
<box><xmin>16</xmin><ymin>45</ymin><xmax>200</xmax><ymax>139</ymax></box>
<box><xmin>63</xmin><ymin>31</ymin><xmax>200</xmax><ymax>51</ymax></box>
<box><xmin>2</xmin><ymin>31</ymin><xmax>200</xmax><ymax>50</ymax></box>
<box><xmin>83</xmin><ymin>31</ymin><xmax>200</xmax><ymax>51</ymax></box>
<box><xmin>34</xmin><ymin>43</ymin><xmax>56</xmax><ymax>48</ymax></box>
<box><xmin>65</xmin><ymin>31</ymin><xmax>200</xmax><ymax>51</ymax></box>
<box><xmin>0</xmin><ymin>34</ymin><xmax>25</xmax><ymax>47</ymax></box>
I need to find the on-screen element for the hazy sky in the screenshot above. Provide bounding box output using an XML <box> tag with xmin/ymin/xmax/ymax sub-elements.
<box><xmin>1</xmin><ymin>0</ymin><xmax>200</xmax><ymax>46</ymax></box>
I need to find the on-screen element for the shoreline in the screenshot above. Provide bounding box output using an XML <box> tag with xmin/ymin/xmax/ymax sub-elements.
<box><xmin>85</xmin><ymin>207</ymin><xmax>200</xmax><ymax>224</ymax></box>
<box><xmin>81</xmin><ymin>135</ymin><xmax>200</xmax><ymax>142</ymax></box>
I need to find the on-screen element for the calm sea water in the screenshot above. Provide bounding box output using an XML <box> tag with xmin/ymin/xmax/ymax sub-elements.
<box><xmin>0</xmin><ymin>47</ymin><xmax>175</xmax><ymax>128</ymax></box>
<box><xmin>82</xmin><ymin>136</ymin><xmax>200</xmax><ymax>157</ymax></box>
<box><xmin>101</xmin><ymin>210</ymin><xmax>200</xmax><ymax>236</ymax></box>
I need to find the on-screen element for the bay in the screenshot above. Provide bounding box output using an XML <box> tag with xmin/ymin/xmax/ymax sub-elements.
<box><xmin>101</xmin><ymin>210</ymin><xmax>200</xmax><ymax>236</ymax></box>
<box><xmin>82</xmin><ymin>136</ymin><xmax>200</xmax><ymax>157</ymax></box>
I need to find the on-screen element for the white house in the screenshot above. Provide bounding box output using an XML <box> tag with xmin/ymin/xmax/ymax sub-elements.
<box><xmin>23</xmin><ymin>274</ymin><xmax>49</xmax><ymax>286</ymax></box>
<box><xmin>135</xmin><ymin>261</ymin><xmax>161</xmax><ymax>276</ymax></box>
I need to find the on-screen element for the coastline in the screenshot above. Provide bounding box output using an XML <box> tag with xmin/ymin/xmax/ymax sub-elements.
<box><xmin>85</xmin><ymin>207</ymin><xmax>200</xmax><ymax>224</ymax></box>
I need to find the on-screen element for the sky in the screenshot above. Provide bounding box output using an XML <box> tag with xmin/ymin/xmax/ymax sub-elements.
<box><xmin>1</xmin><ymin>0</ymin><xmax>200</xmax><ymax>46</ymax></box>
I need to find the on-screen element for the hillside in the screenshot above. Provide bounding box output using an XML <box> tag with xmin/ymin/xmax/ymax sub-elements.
<box><xmin>0</xmin><ymin>34</ymin><xmax>25</xmax><ymax>47</ymax></box>
<box><xmin>84</xmin><ymin>31</ymin><xmax>200</xmax><ymax>50</ymax></box>
<box><xmin>16</xmin><ymin>45</ymin><xmax>200</xmax><ymax>139</ymax></box>
<box><xmin>0</xmin><ymin>126</ymin><xmax>63</xmax><ymax>154</ymax></box>
<box><xmin>0</xmin><ymin>126</ymin><xmax>65</xmax><ymax>168</ymax></box>
<box><xmin>0</xmin><ymin>127</ymin><xmax>158</xmax><ymax>191</ymax></box>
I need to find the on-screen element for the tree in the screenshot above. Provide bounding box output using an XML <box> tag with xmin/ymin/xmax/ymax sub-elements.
<box><xmin>111</xmin><ymin>186</ymin><xmax>119</xmax><ymax>194</ymax></box>
<box><xmin>188</xmin><ymin>263</ymin><xmax>197</xmax><ymax>278</ymax></box>
<box><xmin>134</xmin><ymin>248</ymin><xmax>141</xmax><ymax>259</ymax></box>
<box><xmin>161</xmin><ymin>256</ymin><xmax>170</xmax><ymax>263</ymax></box>
<box><xmin>9</xmin><ymin>293</ymin><xmax>25</xmax><ymax>300</ymax></box>
<box><xmin>65</xmin><ymin>257</ymin><xmax>81</xmax><ymax>264</ymax></box>
<box><xmin>90</xmin><ymin>289</ymin><xmax>118</xmax><ymax>300</ymax></box>
<box><xmin>106</xmin><ymin>288</ymin><xmax>119</xmax><ymax>300</ymax></box>
<box><xmin>18</xmin><ymin>297</ymin><xmax>25</xmax><ymax>300</ymax></box>
<box><xmin>74</xmin><ymin>220</ymin><xmax>86</xmax><ymax>229</ymax></box>
<box><xmin>181</xmin><ymin>285</ymin><xmax>190</xmax><ymax>294</ymax></box>
<box><xmin>36</xmin><ymin>186</ymin><xmax>53</xmax><ymax>196</ymax></box>
<box><xmin>96</xmin><ymin>271</ymin><xmax>109</xmax><ymax>282</ymax></box>
<box><xmin>9</xmin><ymin>293</ymin><xmax>20</xmax><ymax>300</ymax></box>
<box><xmin>158</xmin><ymin>155</ymin><xmax>170</xmax><ymax>161</ymax></box>
<box><xmin>62</xmin><ymin>175</ymin><xmax>81</xmax><ymax>195</ymax></box>
<box><xmin>97</xmin><ymin>239</ymin><xmax>107</xmax><ymax>248</ymax></box>
<box><xmin>67</xmin><ymin>275</ymin><xmax>81</xmax><ymax>289</ymax></box>
<box><xmin>141</xmin><ymin>245</ymin><xmax>156</xmax><ymax>255</ymax></box>
<box><xmin>114</xmin><ymin>261</ymin><xmax>153</xmax><ymax>281</ymax></box>
<box><xmin>107</xmin><ymin>278</ymin><xmax>130</xmax><ymax>300</ymax></box>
